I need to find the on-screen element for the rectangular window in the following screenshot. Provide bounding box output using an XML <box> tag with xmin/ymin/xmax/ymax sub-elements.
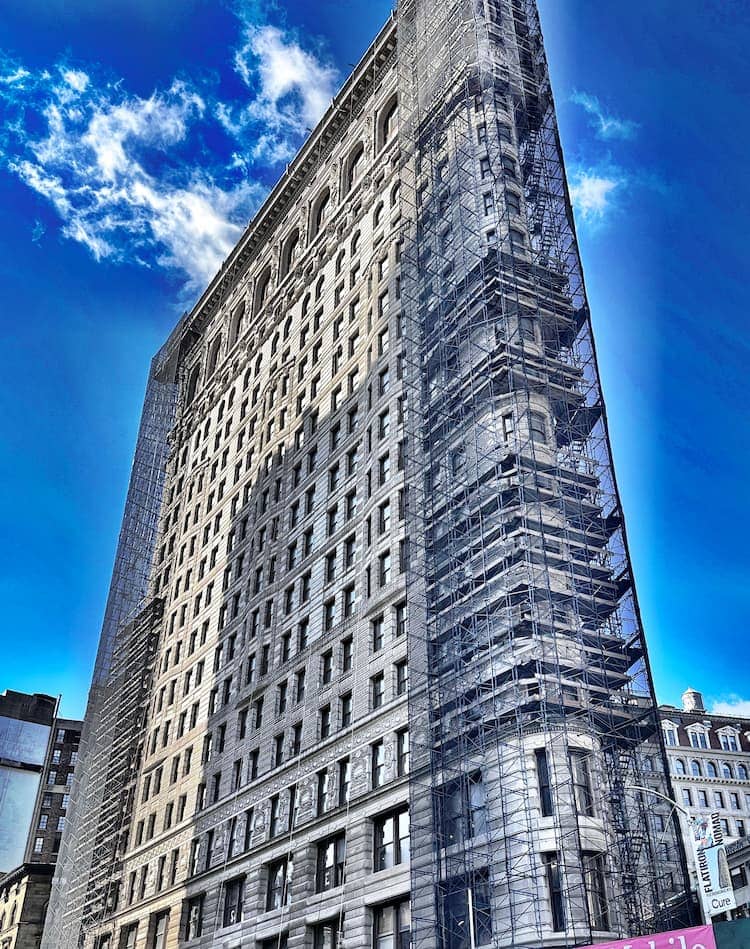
<box><xmin>570</xmin><ymin>749</ymin><xmax>595</xmax><ymax>817</ymax></box>
<box><xmin>342</xmin><ymin>636</ymin><xmax>353</xmax><ymax>672</ymax></box>
<box><xmin>316</xmin><ymin>833</ymin><xmax>347</xmax><ymax>892</ymax></box>
<box><xmin>317</xmin><ymin>769</ymin><xmax>330</xmax><ymax>816</ymax></box>
<box><xmin>322</xmin><ymin>649</ymin><xmax>333</xmax><ymax>684</ymax></box>
<box><xmin>396</xmin><ymin>728</ymin><xmax>409</xmax><ymax>776</ymax></box>
<box><xmin>439</xmin><ymin>772</ymin><xmax>487</xmax><ymax>846</ymax></box>
<box><xmin>535</xmin><ymin>749</ymin><xmax>553</xmax><ymax>817</ymax></box>
<box><xmin>394</xmin><ymin>602</ymin><xmax>406</xmax><ymax>638</ymax></box>
<box><xmin>344</xmin><ymin>534</ymin><xmax>356</xmax><ymax>568</ymax></box>
<box><xmin>374</xmin><ymin>807</ymin><xmax>410</xmax><ymax>871</ymax></box>
<box><xmin>296</xmin><ymin>669</ymin><xmax>306</xmax><ymax>703</ymax></box>
<box><xmin>372</xmin><ymin>740</ymin><xmax>385</xmax><ymax>789</ymax></box>
<box><xmin>395</xmin><ymin>660</ymin><xmax>408</xmax><ymax>696</ymax></box>
<box><xmin>122</xmin><ymin>925</ymin><xmax>139</xmax><ymax>949</ymax></box>
<box><xmin>440</xmin><ymin>870</ymin><xmax>492</xmax><ymax>948</ymax></box>
<box><xmin>373</xmin><ymin>900</ymin><xmax>411</xmax><ymax>949</ymax></box>
<box><xmin>543</xmin><ymin>853</ymin><xmax>565</xmax><ymax>931</ymax></box>
<box><xmin>372</xmin><ymin>615</ymin><xmax>385</xmax><ymax>652</ymax></box>
<box><xmin>320</xmin><ymin>704</ymin><xmax>332</xmax><ymax>739</ymax></box>
<box><xmin>339</xmin><ymin>757</ymin><xmax>351</xmax><ymax>806</ymax></box>
<box><xmin>371</xmin><ymin>672</ymin><xmax>385</xmax><ymax>709</ymax></box>
<box><xmin>340</xmin><ymin>692</ymin><xmax>353</xmax><ymax>728</ymax></box>
<box><xmin>313</xmin><ymin>920</ymin><xmax>344</xmax><ymax>949</ymax></box>
<box><xmin>343</xmin><ymin>584</ymin><xmax>355</xmax><ymax>617</ymax></box>
<box><xmin>266</xmin><ymin>856</ymin><xmax>293</xmax><ymax>911</ymax></box>
<box><xmin>269</xmin><ymin>794</ymin><xmax>280</xmax><ymax>837</ymax></box>
<box><xmin>185</xmin><ymin>895</ymin><xmax>204</xmax><ymax>939</ymax></box>
<box><xmin>378</xmin><ymin>551</ymin><xmax>391</xmax><ymax>586</ymax></box>
<box><xmin>151</xmin><ymin>911</ymin><xmax>169</xmax><ymax>949</ymax></box>
<box><xmin>582</xmin><ymin>852</ymin><xmax>610</xmax><ymax>931</ymax></box>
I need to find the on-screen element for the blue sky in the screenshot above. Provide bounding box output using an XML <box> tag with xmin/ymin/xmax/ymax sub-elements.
<box><xmin>0</xmin><ymin>0</ymin><xmax>747</xmax><ymax>720</ymax></box>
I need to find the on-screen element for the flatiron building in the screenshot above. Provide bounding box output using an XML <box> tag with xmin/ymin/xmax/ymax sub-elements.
<box><xmin>44</xmin><ymin>1</ymin><xmax>693</xmax><ymax>947</ymax></box>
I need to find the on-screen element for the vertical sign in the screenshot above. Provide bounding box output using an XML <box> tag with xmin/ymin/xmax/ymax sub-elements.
<box><xmin>690</xmin><ymin>813</ymin><xmax>736</xmax><ymax>918</ymax></box>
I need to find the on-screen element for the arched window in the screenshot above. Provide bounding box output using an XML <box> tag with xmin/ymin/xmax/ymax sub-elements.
<box><xmin>254</xmin><ymin>353</ymin><xmax>263</xmax><ymax>376</ymax></box>
<box><xmin>283</xmin><ymin>316</ymin><xmax>293</xmax><ymax>342</ymax></box>
<box><xmin>315</xmin><ymin>275</ymin><xmax>325</xmax><ymax>302</ymax></box>
<box><xmin>344</xmin><ymin>143</ymin><xmax>364</xmax><ymax>194</ymax></box>
<box><xmin>738</xmin><ymin>764</ymin><xmax>748</xmax><ymax>781</ymax></box>
<box><xmin>373</xmin><ymin>202</ymin><xmax>385</xmax><ymax>229</ymax></box>
<box><xmin>351</xmin><ymin>230</ymin><xmax>361</xmax><ymax>256</ymax></box>
<box><xmin>206</xmin><ymin>335</ymin><xmax>222</xmax><ymax>380</ymax></box>
<box><xmin>390</xmin><ymin>180</ymin><xmax>401</xmax><ymax>208</ymax></box>
<box><xmin>280</xmin><ymin>228</ymin><xmax>300</xmax><ymax>279</ymax></box>
<box><xmin>706</xmin><ymin>761</ymin><xmax>718</xmax><ymax>778</ymax></box>
<box><xmin>310</xmin><ymin>187</ymin><xmax>331</xmax><ymax>240</ymax></box>
<box><xmin>228</xmin><ymin>300</ymin><xmax>245</xmax><ymax>347</ymax></box>
<box><xmin>271</xmin><ymin>332</ymin><xmax>279</xmax><ymax>357</ymax></box>
<box><xmin>691</xmin><ymin>760</ymin><xmax>702</xmax><ymax>777</ymax></box>
<box><xmin>674</xmin><ymin>759</ymin><xmax>686</xmax><ymax>776</ymax></box>
<box><xmin>722</xmin><ymin>762</ymin><xmax>734</xmax><ymax>779</ymax></box>
<box><xmin>377</xmin><ymin>95</ymin><xmax>398</xmax><ymax>150</ymax></box>
<box><xmin>253</xmin><ymin>266</ymin><xmax>272</xmax><ymax>315</ymax></box>
<box><xmin>335</xmin><ymin>249</ymin><xmax>345</xmax><ymax>276</ymax></box>
<box><xmin>185</xmin><ymin>365</ymin><xmax>200</xmax><ymax>405</ymax></box>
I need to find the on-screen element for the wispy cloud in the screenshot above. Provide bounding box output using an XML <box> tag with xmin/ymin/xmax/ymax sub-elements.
<box><xmin>711</xmin><ymin>696</ymin><xmax>750</xmax><ymax>718</ymax></box>
<box><xmin>221</xmin><ymin>23</ymin><xmax>338</xmax><ymax>163</ymax></box>
<box><xmin>0</xmin><ymin>16</ymin><xmax>337</xmax><ymax>289</ymax></box>
<box><xmin>568</xmin><ymin>165</ymin><xmax>626</xmax><ymax>224</ymax></box>
<box><xmin>571</xmin><ymin>90</ymin><xmax>639</xmax><ymax>141</ymax></box>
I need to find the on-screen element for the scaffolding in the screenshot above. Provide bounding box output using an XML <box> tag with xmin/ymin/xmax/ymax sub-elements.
<box><xmin>396</xmin><ymin>0</ymin><xmax>694</xmax><ymax>946</ymax></box>
<box><xmin>43</xmin><ymin>347</ymin><xmax>179</xmax><ymax>948</ymax></box>
<box><xmin>42</xmin><ymin>2</ymin><xmax>697</xmax><ymax>946</ymax></box>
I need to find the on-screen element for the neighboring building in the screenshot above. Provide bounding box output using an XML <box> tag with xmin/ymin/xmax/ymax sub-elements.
<box><xmin>44</xmin><ymin>2</ymin><xmax>692</xmax><ymax>947</ymax></box>
<box><xmin>726</xmin><ymin>838</ymin><xmax>750</xmax><ymax>918</ymax></box>
<box><xmin>0</xmin><ymin>864</ymin><xmax>55</xmax><ymax>949</ymax></box>
<box><xmin>24</xmin><ymin>718</ymin><xmax>82</xmax><ymax>865</ymax></box>
<box><xmin>0</xmin><ymin>699</ymin><xmax>81</xmax><ymax>949</ymax></box>
<box><xmin>660</xmin><ymin>688</ymin><xmax>750</xmax><ymax>915</ymax></box>
<box><xmin>0</xmin><ymin>692</ymin><xmax>57</xmax><ymax>875</ymax></box>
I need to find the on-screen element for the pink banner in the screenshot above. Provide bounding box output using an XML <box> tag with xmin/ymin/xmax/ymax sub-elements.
<box><xmin>579</xmin><ymin>925</ymin><xmax>717</xmax><ymax>949</ymax></box>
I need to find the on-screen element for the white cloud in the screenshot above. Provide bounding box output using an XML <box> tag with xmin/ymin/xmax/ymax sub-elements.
<box><xmin>80</xmin><ymin>81</ymin><xmax>204</xmax><ymax>181</ymax></box>
<box><xmin>61</xmin><ymin>68</ymin><xmax>89</xmax><ymax>93</ymax></box>
<box><xmin>224</xmin><ymin>24</ymin><xmax>338</xmax><ymax>159</ymax></box>
<box><xmin>0</xmin><ymin>67</ymin><xmax>260</xmax><ymax>289</ymax></box>
<box><xmin>710</xmin><ymin>696</ymin><xmax>750</xmax><ymax>718</ymax></box>
<box><xmin>569</xmin><ymin>167</ymin><xmax>624</xmax><ymax>224</ymax></box>
<box><xmin>0</xmin><ymin>66</ymin><xmax>30</xmax><ymax>85</ymax></box>
<box><xmin>0</xmin><ymin>16</ymin><xmax>338</xmax><ymax>289</ymax></box>
<box><xmin>571</xmin><ymin>91</ymin><xmax>639</xmax><ymax>141</ymax></box>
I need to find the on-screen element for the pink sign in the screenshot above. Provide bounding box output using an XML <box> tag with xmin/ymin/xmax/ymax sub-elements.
<box><xmin>579</xmin><ymin>925</ymin><xmax>717</xmax><ymax>949</ymax></box>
